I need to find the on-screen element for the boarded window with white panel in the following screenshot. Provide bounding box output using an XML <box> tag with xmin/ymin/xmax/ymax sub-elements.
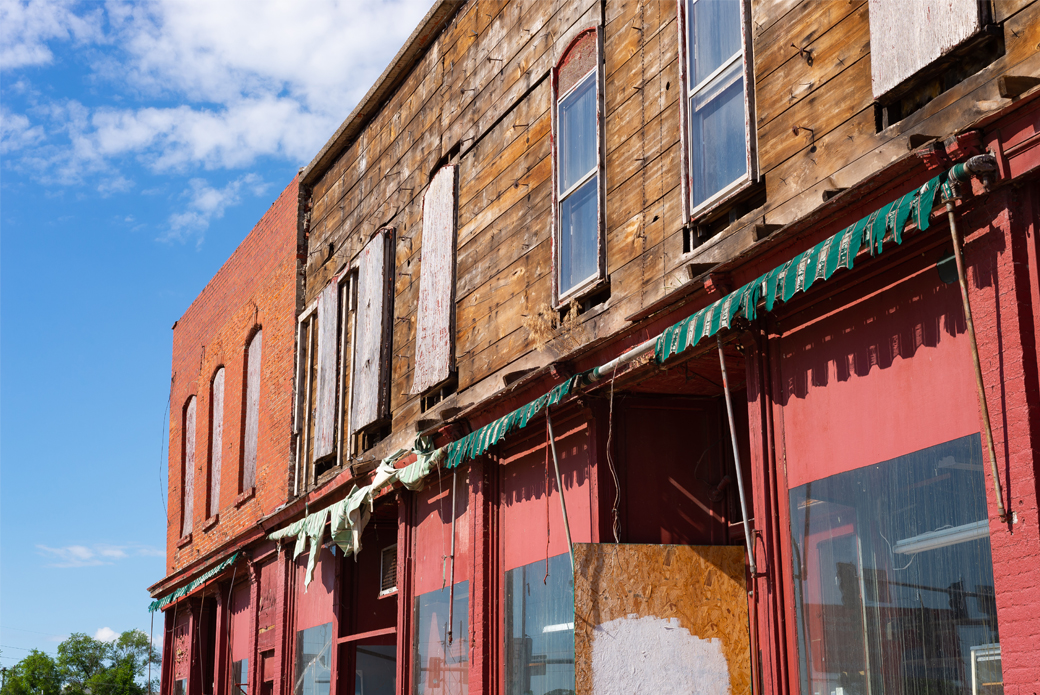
<box><xmin>412</xmin><ymin>165</ymin><xmax>457</xmax><ymax>397</ymax></box>
<box><xmin>208</xmin><ymin>368</ymin><xmax>224</xmax><ymax>518</ymax></box>
<box><xmin>182</xmin><ymin>396</ymin><xmax>196</xmax><ymax>537</ymax></box>
<box><xmin>313</xmin><ymin>282</ymin><xmax>339</xmax><ymax>460</ymax></box>
<box><xmin>351</xmin><ymin>229</ymin><xmax>394</xmax><ymax>444</ymax></box>
<box><xmin>869</xmin><ymin>0</ymin><xmax>987</xmax><ymax>100</ymax></box>
<box><xmin>242</xmin><ymin>329</ymin><xmax>262</xmax><ymax>491</ymax></box>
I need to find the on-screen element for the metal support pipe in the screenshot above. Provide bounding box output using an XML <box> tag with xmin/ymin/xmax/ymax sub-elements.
<box><xmin>944</xmin><ymin>199</ymin><xmax>1006</xmax><ymax>523</ymax></box>
<box><xmin>717</xmin><ymin>335</ymin><xmax>757</xmax><ymax>576</ymax></box>
<box><xmin>447</xmin><ymin>469</ymin><xmax>458</xmax><ymax>643</ymax></box>
<box><xmin>588</xmin><ymin>337</ymin><xmax>657</xmax><ymax>381</ymax></box>
<box><xmin>546</xmin><ymin>410</ymin><xmax>576</xmax><ymax>572</ymax></box>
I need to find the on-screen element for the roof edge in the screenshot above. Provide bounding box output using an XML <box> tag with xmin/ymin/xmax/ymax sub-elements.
<box><xmin>299</xmin><ymin>0</ymin><xmax>466</xmax><ymax>188</ymax></box>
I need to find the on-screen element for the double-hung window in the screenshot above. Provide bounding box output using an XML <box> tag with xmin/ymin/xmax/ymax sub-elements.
<box><xmin>552</xmin><ymin>28</ymin><xmax>604</xmax><ymax>306</ymax></box>
<box><xmin>680</xmin><ymin>0</ymin><xmax>756</xmax><ymax>217</ymax></box>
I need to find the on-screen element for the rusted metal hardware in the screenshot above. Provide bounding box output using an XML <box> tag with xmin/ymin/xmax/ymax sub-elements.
<box><xmin>717</xmin><ymin>335</ymin><xmax>757</xmax><ymax>576</ymax></box>
<box><xmin>546</xmin><ymin>410</ymin><xmax>576</xmax><ymax>572</ymax></box>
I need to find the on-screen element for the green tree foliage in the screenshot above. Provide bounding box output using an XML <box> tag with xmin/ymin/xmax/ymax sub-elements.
<box><xmin>1</xmin><ymin>631</ymin><xmax>160</xmax><ymax>695</ymax></box>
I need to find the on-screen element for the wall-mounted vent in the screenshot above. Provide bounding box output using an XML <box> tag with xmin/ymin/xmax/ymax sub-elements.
<box><xmin>379</xmin><ymin>544</ymin><xmax>398</xmax><ymax>596</ymax></box>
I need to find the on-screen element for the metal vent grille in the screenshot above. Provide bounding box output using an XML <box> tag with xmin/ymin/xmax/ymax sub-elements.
<box><xmin>379</xmin><ymin>544</ymin><xmax>397</xmax><ymax>595</ymax></box>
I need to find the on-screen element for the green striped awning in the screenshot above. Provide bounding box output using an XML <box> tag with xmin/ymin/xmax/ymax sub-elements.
<box><xmin>655</xmin><ymin>169</ymin><xmax>950</xmax><ymax>364</ymax></box>
<box><xmin>148</xmin><ymin>552</ymin><xmax>240</xmax><ymax>612</ymax></box>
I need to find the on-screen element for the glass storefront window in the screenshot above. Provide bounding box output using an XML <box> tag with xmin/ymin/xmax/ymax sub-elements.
<box><xmin>174</xmin><ymin>679</ymin><xmax>186</xmax><ymax>695</ymax></box>
<box><xmin>505</xmin><ymin>554</ymin><xmax>575</xmax><ymax>695</ymax></box>
<box><xmin>413</xmin><ymin>583</ymin><xmax>469</xmax><ymax>695</ymax></box>
<box><xmin>789</xmin><ymin>434</ymin><xmax>1002</xmax><ymax>694</ymax></box>
<box><xmin>232</xmin><ymin>659</ymin><xmax>248</xmax><ymax>695</ymax></box>
<box><xmin>354</xmin><ymin>644</ymin><xmax>396</xmax><ymax>695</ymax></box>
<box><xmin>294</xmin><ymin>623</ymin><xmax>332</xmax><ymax>695</ymax></box>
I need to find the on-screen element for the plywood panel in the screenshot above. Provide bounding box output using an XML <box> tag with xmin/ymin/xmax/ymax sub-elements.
<box><xmin>351</xmin><ymin>230</ymin><xmax>393</xmax><ymax>433</ymax></box>
<box><xmin>243</xmin><ymin>330</ymin><xmax>262</xmax><ymax>490</ymax></box>
<box><xmin>313</xmin><ymin>282</ymin><xmax>339</xmax><ymax>459</ymax></box>
<box><xmin>208</xmin><ymin>369</ymin><xmax>224</xmax><ymax>518</ymax></box>
<box><xmin>574</xmin><ymin>544</ymin><xmax>750</xmax><ymax>695</ymax></box>
<box><xmin>412</xmin><ymin>165</ymin><xmax>458</xmax><ymax>394</ymax></box>
<box><xmin>182</xmin><ymin>397</ymin><xmax>196</xmax><ymax>536</ymax></box>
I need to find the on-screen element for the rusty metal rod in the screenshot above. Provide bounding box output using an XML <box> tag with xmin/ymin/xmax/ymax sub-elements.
<box><xmin>944</xmin><ymin>199</ymin><xmax>1006</xmax><ymax>523</ymax></box>
<box><xmin>717</xmin><ymin>335</ymin><xmax>757</xmax><ymax>576</ymax></box>
<box><xmin>447</xmin><ymin>468</ymin><xmax>457</xmax><ymax>643</ymax></box>
<box><xmin>546</xmin><ymin>410</ymin><xmax>575</xmax><ymax>572</ymax></box>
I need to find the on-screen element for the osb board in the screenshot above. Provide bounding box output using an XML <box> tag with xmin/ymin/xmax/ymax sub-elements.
<box><xmin>574</xmin><ymin>544</ymin><xmax>750</xmax><ymax>695</ymax></box>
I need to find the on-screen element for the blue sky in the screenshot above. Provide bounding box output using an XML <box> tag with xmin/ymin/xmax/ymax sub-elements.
<box><xmin>0</xmin><ymin>0</ymin><xmax>435</xmax><ymax>665</ymax></box>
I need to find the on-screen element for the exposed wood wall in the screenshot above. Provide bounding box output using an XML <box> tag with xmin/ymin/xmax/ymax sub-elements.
<box><xmin>301</xmin><ymin>0</ymin><xmax>1040</xmax><ymax>469</ymax></box>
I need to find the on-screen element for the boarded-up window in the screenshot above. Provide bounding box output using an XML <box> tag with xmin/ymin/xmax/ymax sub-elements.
<box><xmin>182</xmin><ymin>397</ymin><xmax>196</xmax><ymax>536</ymax></box>
<box><xmin>869</xmin><ymin>0</ymin><xmax>984</xmax><ymax>99</ymax></box>
<box><xmin>312</xmin><ymin>283</ymin><xmax>339</xmax><ymax>459</ymax></box>
<box><xmin>242</xmin><ymin>330</ymin><xmax>262</xmax><ymax>491</ymax></box>
<box><xmin>351</xmin><ymin>229</ymin><xmax>394</xmax><ymax>436</ymax></box>
<box><xmin>412</xmin><ymin>165</ymin><xmax>457</xmax><ymax>395</ymax></box>
<box><xmin>208</xmin><ymin>368</ymin><xmax>224</xmax><ymax>519</ymax></box>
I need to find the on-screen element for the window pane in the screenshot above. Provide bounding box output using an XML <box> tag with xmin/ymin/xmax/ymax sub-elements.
<box><xmin>559</xmin><ymin>175</ymin><xmax>598</xmax><ymax>295</ymax></box>
<box><xmin>505</xmin><ymin>554</ymin><xmax>575</xmax><ymax>695</ymax></box>
<box><xmin>355</xmin><ymin>644</ymin><xmax>396</xmax><ymax>695</ymax></box>
<box><xmin>232</xmin><ymin>659</ymin><xmax>248</xmax><ymax>695</ymax></box>
<box><xmin>789</xmin><ymin>435</ymin><xmax>1001</xmax><ymax>695</ymax></box>
<box><xmin>688</xmin><ymin>0</ymin><xmax>742</xmax><ymax>86</ymax></box>
<box><xmin>294</xmin><ymin>623</ymin><xmax>332</xmax><ymax>695</ymax></box>
<box><xmin>413</xmin><ymin>583</ymin><xmax>468</xmax><ymax>695</ymax></box>
<box><xmin>558</xmin><ymin>74</ymin><xmax>597</xmax><ymax>194</ymax></box>
<box><xmin>175</xmin><ymin>679</ymin><xmax>186</xmax><ymax>695</ymax></box>
<box><xmin>689</xmin><ymin>60</ymin><xmax>747</xmax><ymax>208</ymax></box>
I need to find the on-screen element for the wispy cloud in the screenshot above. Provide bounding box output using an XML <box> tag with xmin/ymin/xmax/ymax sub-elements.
<box><xmin>1</xmin><ymin>108</ymin><xmax>46</xmax><ymax>154</ymax></box>
<box><xmin>0</xmin><ymin>0</ymin><xmax>103</xmax><ymax>70</ymax></box>
<box><xmin>164</xmin><ymin>173</ymin><xmax>269</xmax><ymax>244</ymax></box>
<box><xmin>36</xmin><ymin>543</ymin><xmax>163</xmax><ymax>568</ymax></box>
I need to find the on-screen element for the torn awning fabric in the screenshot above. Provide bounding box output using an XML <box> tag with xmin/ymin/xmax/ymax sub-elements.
<box><xmin>654</xmin><ymin>169</ymin><xmax>949</xmax><ymax>364</ymax></box>
<box><xmin>148</xmin><ymin>552</ymin><xmax>240</xmax><ymax>612</ymax></box>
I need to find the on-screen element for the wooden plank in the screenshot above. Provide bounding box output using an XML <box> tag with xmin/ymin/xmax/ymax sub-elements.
<box><xmin>313</xmin><ymin>282</ymin><xmax>339</xmax><ymax>459</ymax></box>
<box><xmin>208</xmin><ymin>369</ymin><xmax>224</xmax><ymax>518</ymax></box>
<box><xmin>754</xmin><ymin>0</ymin><xmax>864</xmax><ymax>83</ymax></box>
<box><xmin>755</xmin><ymin>1</ymin><xmax>870</xmax><ymax>128</ymax></box>
<box><xmin>993</xmin><ymin>0</ymin><xmax>1034</xmax><ymax>23</ymax></box>
<box><xmin>869</xmin><ymin>0</ymin><xmax>984</xmax><ymax>99</ymax></box>
<box><xmin>242</xmin><ymin>330</ymin><xmax>262</xmax><ymax>490</ymax></box>
<box><xmin>351</xmin><ymin>230</ymin><xmax>394</xmax><ymax>433</ymax></box>
<box><xmin>182</xmin><ymin>396</ymin><xmax>196</xmax><ymax>535</ymax></box>
<box><xmin>605</xmin><ymin>94</ymin><xmax>681</xmax><ymax>196</ymax></box>
<box><xmin>573</xmin><ymin>544</ymin><xmax>751</xmax><ymax>695</ymax></box>
<box><xmin>412</xmin><ymin>165</ymin><xmax>458</xmax><ymax>394</ymax></box>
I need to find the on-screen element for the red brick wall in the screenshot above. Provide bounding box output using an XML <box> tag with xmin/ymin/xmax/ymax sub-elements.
<box><xmin>166</xmin><ymin>177</ymin><xmax>300</xmax><ymax>573</ymax></box>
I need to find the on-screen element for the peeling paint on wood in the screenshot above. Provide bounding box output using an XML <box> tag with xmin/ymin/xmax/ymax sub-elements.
<box><xmin>208</xmin><ymin>369</ymin><xmax>224</xmax><ymax>518</ymax></box>
<box><xmin>182</xmin><ymin>397</ymin><xmax>196</xmax><ymax>536</ymax></box>
<box><xmin>412</xmin><ymin>165</ymin><xmax>457</xmax><ymax>394</ymax></box>
<box><xmin>243</xmin><ymin>330</ymin><xmax>262</xmax><ymax>490</ymax></box>
<box><xmin>313</xmin><ymin>282</ymin><xmax>339</xmax><ymax>458</ymax></box>
<box><xmin>869</xmin><ymin>0</ymin><xmax>983</xmax><ymax>99</ymax></box>
<box><xmin>574</xmin><ymin>544</ymin><xmax>751</xmax><ymax>695</ymax></box>
<box><xmin>351</xmin><ymin>229</ymin><xmax>394</xmax><ymax>434</ymax></box>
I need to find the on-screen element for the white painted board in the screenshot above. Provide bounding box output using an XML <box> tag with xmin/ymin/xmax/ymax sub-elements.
<box><xmin>351</xmin><ymin>229</ymin><xmax>393</xmax><ymax>434</ymax></box>
<box><xmin>243</xmin><ymin>330</ymin><xmax>262</xmax><ymax>489</ymax></box>
<box><xmin>412</xmin><ymin>165</ymin><xmax>457</xmax><ymax>394</ymax></box>
<box><xmin>182</xmin><ymin>396</ymin><xmax>196</xmax><ymax>536</ymax></box>
<box><xmin>209</xmin><ymin>368</ymin><xmax>224</xmax><ymax>518</ymax></box>
<box><xmin>869</xmin><ymin>0</ymin><xmax>983</xmax><ymax>99</ymax></box>
<box><xmin>313</xmin><ymin>282</ymin><xmax>339</xmax><ymax>459</ymax></box>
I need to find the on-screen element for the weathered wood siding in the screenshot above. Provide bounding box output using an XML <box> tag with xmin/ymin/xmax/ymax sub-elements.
<box><xmin>301</xmin><ymin>0</ymin><xmax>1040</xmax><ymax>469</ymax></box>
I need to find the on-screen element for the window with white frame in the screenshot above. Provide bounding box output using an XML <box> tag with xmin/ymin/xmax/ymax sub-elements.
<box><xmin>552</xmin><ymin>28</ymin><xmax>604</xmax><ymax>305</ymax></box>
<box><xmin>681</xmin><ymin>0</ymin><xmax>756</xmax><ymax>217</ymax></box>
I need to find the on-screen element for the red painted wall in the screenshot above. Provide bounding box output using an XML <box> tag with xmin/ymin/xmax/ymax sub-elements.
<box><xmin>295</xmin><ymin>549</ymin><xmax>335</xmax><ymax>632</ymax></box>
<box><xmin>413</xmin><ymin>466</ymin><xmax>473</xmax><ymax>596</ymax></box>
<box><xmin>167</xmin><ymin>177</ymin><xmax>299</xmax><ymax>573</ymax></box>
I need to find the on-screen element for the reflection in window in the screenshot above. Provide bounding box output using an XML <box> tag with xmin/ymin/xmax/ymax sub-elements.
<box><xmin>175</xmin><ymin>679</ymin><xmax>186</xmax><ymax>695</ymax></box>
<box><xmin>354</xmin><ymin>645</ymin><xmax>396</xmax><ymax>695</ymax></box>
<box><xmin>294</xmin><ymin>623</ymin><xmax>332</xmax><ymax>695</ymax></box>
<box><xmin>789</xmin><ymin>435</ymin><xmax>1002</xmax><ymax>694</ymax></box>
<box><xmin>232</xmin><ymin>659</ymin><xmax>248</xmax><ymax>695</ymax></box>
<box><xmin>505</xmin><ymin>554</ymin><xmax>575</xmax><ymax>695</ymax></box>
<box><xmin>413</xmin><ymin>583</ymin><xmax>468</xmax><ymax>695</ymax></box>
<box><xmin>557</xmin><ymin>62</ymin><xmax>599</xmax><ymax>298</ymax></box>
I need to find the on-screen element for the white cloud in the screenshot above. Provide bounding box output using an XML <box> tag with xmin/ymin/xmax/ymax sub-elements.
<box><xmin>4</xmin><ymin>0</ymin><xmax>437</xmax><ymax>181</ymax></box>
<box><xmin>0</xmin><ymin>0</ymin><xmax>103</xmax><ymax>69</ymax></box>
<box><xmin>164</xmin><ymin>173</ymin><xmax>269</xmax><ymax>244</ymax></box>
<box><xmin>37</xmin><ymin>543</ymin><xmax>163</xmax><ymax>568</ymax></box>
<box><xmin>94</xmin><ymin>627</ymin><xmax>119</xmax><ymax>642</ymax></box>
<box><xmin>1</xmin><ymin>108</ymin><xmax>46</xmax><ymax>154</ymax></box>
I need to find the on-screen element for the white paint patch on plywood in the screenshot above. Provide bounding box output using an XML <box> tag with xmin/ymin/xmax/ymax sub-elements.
<box><xmin>351</xmin><ymin>230</ymin><xmax>392</xmax><ymax>433</ymax></box>
<box><xmin>208</xmin><ymin>368</ymin><xmax>224</xmax><ymax>518</ymax></box>
<box><xmin>182</xmin><ymin>396</ymin><xmax>196</xmax><ymax>536</ymax></box>
<box><xmin>869</xmin><ymin>0</ymin><xmax>983</xmax><ymax>99</ymax></box>
<box><xmin>412</xmin><ymin>165</ymin><xmax>457</xmax><ymax>394</ymax></box>
<box><xmin>591</xmin><ymin>615</ymin><xmax>730</xmax><ymax>695</ymax></box>
<box><xmin>313</xmin><ymin>282</ymin><xmax>339</xmax><ymax>458</ymax></box>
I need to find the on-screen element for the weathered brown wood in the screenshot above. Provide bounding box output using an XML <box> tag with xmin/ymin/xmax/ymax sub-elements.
<box><xmin>605</xmin><ymin>96</ymin><xmax>681</xmax><ymax>196</ymax></box>
<box><xmin>754</xmin><ymin>0</ymin><xmax>865</xmax><ymax>83</ymax></box>
<box><xmin>999</xmin><ymin>74</ymin><xmax>1040</xmax><ymax>98</ymax></box>
<box><xmin>994</xmin><ymin>0</ymin><xmax>1034</xmax><ymax>22</ymax></box>
<box><xmin>351</xmin><ymin>230</ymin><xmax>393</xmax><ymax>434</ymax></box>
<box><xmin>313</xmin><ymin>282</ymin><xmax>339</xmax><ymax>459</ymax></box>
<box><xmin>412</xmin><ymin>165</ymin><xmax>458</xmax><ymax>394</ymax></box>
<box><xmin>208</xmin><ymin>369</ymin><xmax>224</xmax><ymax>518</ymax></box>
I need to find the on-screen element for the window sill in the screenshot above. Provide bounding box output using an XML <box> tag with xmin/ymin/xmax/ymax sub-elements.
<box><xmin>202</xmin><ymin>514</ymin><xmax>219</xmax><ymax>532</ymax></box>
<box><xmin>234</xmin><ymin>487</ymin><xmax>255</xmax><ymax>508</ymax></box>
<box><xmin>177</xmin><ymin>533</ymin><xmax>192</xmax><ymax>548</ymax></box>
